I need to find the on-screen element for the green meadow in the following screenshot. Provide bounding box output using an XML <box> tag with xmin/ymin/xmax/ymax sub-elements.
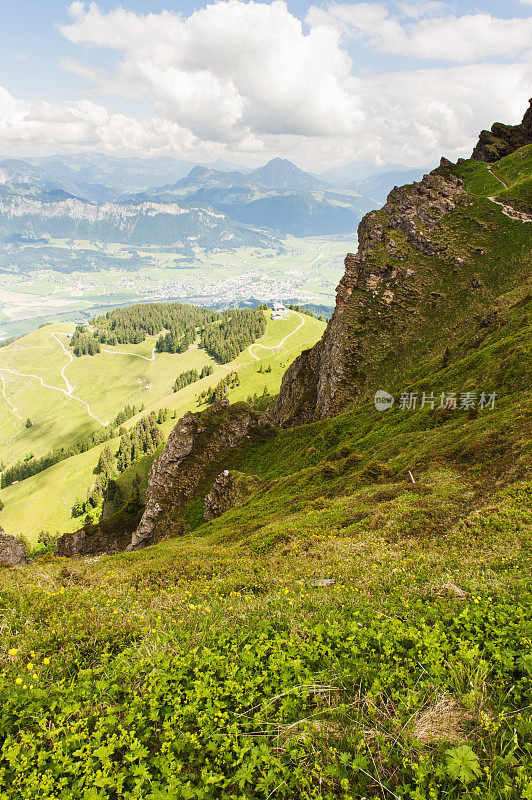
<box><xmin>0</xmin><ymin>311</ymin><xmax>325</xmax><ymax>543</ymax></box>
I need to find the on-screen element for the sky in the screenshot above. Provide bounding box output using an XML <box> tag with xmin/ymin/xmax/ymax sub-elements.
<box><xmin>0</xmin><ymin>0</ymin><xmax>531</xmax><ymax>170</ymax></box>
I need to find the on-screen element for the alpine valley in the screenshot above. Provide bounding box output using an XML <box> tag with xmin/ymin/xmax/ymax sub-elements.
<box><xmin>0</xmin><ymin>102</ymin><xmax>531</xmax><ymax>800</ymax></box>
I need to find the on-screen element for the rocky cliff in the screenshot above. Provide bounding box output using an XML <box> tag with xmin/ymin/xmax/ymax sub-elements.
<box><xmin>130</xmin><ymin>401</ymin><xmax>271</xmax><ymax>550</ymax></box>
<box><xmin>204</xmin><ymin>470</ymin><xmax>262</xmax><ymax>521</ymax></box>
<box><xmin>0</xmin><ymin>527</ymin><xmax>27</xmax><ymax>566</ymax></box>
<box><xmin>271</xmin><ymin>161</ymin><xmax>471</xmax><ymax>426</ymax></box>
<box><xmin>272</xmin><ymin>98</ymin><xmax>532</xmax><ymax>428</ymax></box>
<box><xmin>471</xmin><ymin>99</ymin><xmax>532</xmax><ymax>163</ymax></box>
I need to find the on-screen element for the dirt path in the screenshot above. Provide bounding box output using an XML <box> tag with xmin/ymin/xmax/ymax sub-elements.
<box><xmin>486</xmin><ymin>164</ymin><xmax>509</xmax><ymax>190</ymax></box>
<box><xmin>0</xmin><ymin>373</ymin><xmax>22</xmax><ymax>420</ymax></box>
<box><xmin>100</xmin><ymin>344</ymin><xmax>157</xmax><ymax>361</ymax></box>
<box><xmin>50</xmin><ymin>331</ymin><xmax>75</xmax><ymax>394</ymax></box>
<box><xmin>249</xmin><ymin>311</ymin><xmax>306</xmax><ymax>361</ymax></box>
<box><xmin>0</xmin><ymin>365</ymin><xmax>108</xmax><ymax>426</ymax></box>
<box><xmin>487</xmin><ymin>196</ymin><xmax>532</xmax><ymax>223</ymax></box>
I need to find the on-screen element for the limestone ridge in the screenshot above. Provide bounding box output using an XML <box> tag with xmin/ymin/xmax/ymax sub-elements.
<box><xmin>471</xmin><ymin>99</ymin><xmax>532</xmax><ymax>163</ymax></box>
<box><xmin>130</xmin><ymin>401</ymin><xmax>271</xmax><ymax>549</ymax></box>
<box><xmin>271</xmin><ymin>162</ymin><xmax>469</xmax><ymax>427</ymax></box>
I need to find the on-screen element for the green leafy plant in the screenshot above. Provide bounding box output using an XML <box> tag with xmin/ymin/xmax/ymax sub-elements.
<box><xmin>445</xmin><ymin>745</ymin><xmax>482</xmax><ymax>785</ymax></box>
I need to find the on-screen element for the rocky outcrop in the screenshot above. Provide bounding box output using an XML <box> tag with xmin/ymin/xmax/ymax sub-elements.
<box><xmin>54</xmin><ymin>517</ymin><xmax>136</xmax><ymax>558</ymax></box>
<box><xmin>130</xmin><ymin>400</ymin><xmax>272</xmax><ymax>550</ymax></box>
<box><xmin>0</xmin><ymin>527</ymin><xmax>27</xmax><ymax>566</ymax></box>
<box><xmin>271</xmin><ymin>162</ymin><xmax>469</xmax><ymax>427</ymax></box>
<box><xmin>54</xmin><ymin>492</ymin><xmax>144</xmax><ymax>558</ymax></box>
<box><xmin>204</xmin><ymin>470</ymin><xmax>262</xmax><ymax>521</ymax></box>
<box><xmin>472</xmin><ymin>99</ymin><xmax>532</xmax><ymax>163</ymax></box>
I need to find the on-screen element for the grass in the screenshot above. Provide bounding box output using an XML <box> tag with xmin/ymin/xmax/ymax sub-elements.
<box><xmin>0</xmin><ymin>470</ymin><xmax>530</xmax><ymax>798</ymax></box>
<box><xmin>0</xmin><ymin>439</ymin><xmax>120</xmax><ymax>543</ymax></box>
<box><xmin>0</xmin><ymin>312</ymin><xmax>325</xmax><ymax>543</ymax></box>
<box><xmin>0</xmin><ymin>150</ymin><xmax>531</xmax><ymax>798</ymax></box>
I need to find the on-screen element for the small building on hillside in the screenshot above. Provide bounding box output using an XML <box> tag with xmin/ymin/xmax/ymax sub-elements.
<box><xmin>271</xmin><ymin>301</ymin><xmax>288</xmax><ymax>320</ymax></box>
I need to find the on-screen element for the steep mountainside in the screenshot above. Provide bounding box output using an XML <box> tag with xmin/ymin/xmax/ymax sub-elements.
<box><xmin>273</xmin><ymin>132</ymin><xmax>532</xmax><ymax>426</ymax></box>
<box><xmin>109</xmin><ymin>103</ymin><xmax>532</xmax><ymax>551</ymax></box>
<box><xmin>2</xmin><ymin>108</ymin><xmax>532</xmax><ymax>800</ymax></box>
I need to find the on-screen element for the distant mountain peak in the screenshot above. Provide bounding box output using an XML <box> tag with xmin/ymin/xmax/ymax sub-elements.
<box><xmin>252</xmin><ymin>158</ymin><xmax>327</xmax><ymax>191</ymax></box>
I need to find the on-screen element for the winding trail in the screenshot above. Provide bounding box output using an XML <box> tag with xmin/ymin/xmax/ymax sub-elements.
<box><xmin>0</xmin><ymin>366</ymin><xmax>108</xmax><ymax>426</ymax></box>
<box><xmin>486</xmin><ymin>164</ymin><xmax>509</xmax><ymax>190</ymax></box>
<box><xmin>484</xmin><ymin>164</ymin><xmax>532</xmax><ymax>222</ymax></box>
<box><xmin>100</xmin><ymin>343</ymin><xmax>157</xmax><ymax>361</ymax></box>
<box><xmin>50</xmin><ymin>331</ymin><xmax>75</xmax><ymax>394</ymax></box>
<box><xmin>487</xmin><ymin>196</ymin><xmax>532</xmax><ymax>223</ymax></box>
<box><xmin>249</xmin><ymin>311</ymin><xmax>306</xmax><ymax>361</ymax></box>
<box><xmin>0</xmin><ymin>374</ymin><xmax>22</xmax><ymax>420</ymax></box>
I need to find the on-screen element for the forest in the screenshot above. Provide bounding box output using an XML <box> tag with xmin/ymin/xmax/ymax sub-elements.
<box><xmin>91</xmin><ymin>302</ymin><xmax>218</xmax><ymax>346</ymax></box>
<box><xmin>173</xmin><ymin>365</ymin><xmax>213</xmax><ymax>392</ymax></box>
<box><xmin>200</xmin><ymin>308</ymin><xmax>266</xmax><ymax>363</ymax></box>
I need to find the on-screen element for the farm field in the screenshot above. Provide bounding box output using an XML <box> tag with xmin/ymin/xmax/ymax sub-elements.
<box><xmin>0</xmin><ymin>236</ymin><xmax>349</xmax><ymax>340</ymax></box>
<box><xmin>0</xmin><ymin>310</ymin><xmax>325</xmax><ymax>542</ymax></box>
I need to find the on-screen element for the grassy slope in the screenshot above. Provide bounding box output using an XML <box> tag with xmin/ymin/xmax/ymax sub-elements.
<box><xmin>0</xmin><ymin>151</ymin><xmax>531</xmax><ymax>799</ymax></box>
<box><xmin>455</xmin><ymin>146</ymin><xmax>532</xmax><ymax>213</ymax></box>
<box><xmin>0</xmin><ymin>295</ymin><xmax>530</xmax><ymax>799</ymax></box>
<box><xmin>0</xmin><ymin>312</ymin><xmax>325</xmax><ymax>543</ymax></box>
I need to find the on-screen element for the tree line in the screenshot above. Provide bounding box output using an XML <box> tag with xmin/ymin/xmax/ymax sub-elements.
<box><xmin>91</xmin><ymin>302</ymin><xmax>218</xmax><ymax>346</ymax></box>
<box><xmin>116</xmin><ymin>412</ymin><xmax>164</xmax><ymax>473</ymax></box>
<box><xmin>155</xmin><ymin>326</ymin><xmax>195</xmax><ymax>355</ymax></box>
<box><xmin>71</xmin><ymin>411</ymin><xmax>166</xmax><ymax>519</ymax></box>
<box><xmin>196</xmin><ymin>371</ymin><xmax>240</xmax><ymax>406</ymax></box>
<box><xmin>173</xmin><ymin>365</ymin><xmax>213</xmax><ymax>392</ymax></box>
<box><xmin>70</xmin><ymin>326</ymin><xmax>101</xmax><ymax>357</ymax></box>
<box><xmin>0</xmin><ymin>403</ymin><xmax>143</xmax><ymax>489</ymax></box>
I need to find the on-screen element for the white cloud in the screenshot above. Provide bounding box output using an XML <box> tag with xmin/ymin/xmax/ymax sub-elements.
<box><xmin>0</xmin><ymin>86</ymin><xmax>196</xmax><ymax>155</ymax></box>
<box><xmin>315</xmin><ymin>4</ymin><xmax>532</xmax><ymax>62</ymax></box>
<box><xmin>396</xmin><ymin>1</ymin><xmax>448</xmax><ymax>20</ymax></box>
<box><xmin>59</xmin><ymin>56</ymin><xmax>103</xmax><ymax>83</ymax></box>
<box><xmin>60</xmin><ymin>1</ymin><xmax>363</xmax><ymax>143</ymax></box>
<box><xmin>0</xmin><ymin>1</ymin><xmax>530</xmax><ymax>169</ymax></box>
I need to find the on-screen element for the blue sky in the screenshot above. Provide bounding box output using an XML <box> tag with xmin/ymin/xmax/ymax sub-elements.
<box><xmin>0</xmin><ymin>1</ymin><xmax>531</xmax><ymax>169</ymax></box>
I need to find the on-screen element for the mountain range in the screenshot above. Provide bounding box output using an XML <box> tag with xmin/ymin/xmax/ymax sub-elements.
<box><xmin>0</xmin><ymin>153</ymin><xmax>425</xmax><ymax>248</ymax></box>
<box><xmin>1</xmin><ymin>102</ymin><xmax>532</xmax><ymax>800</ymax></box>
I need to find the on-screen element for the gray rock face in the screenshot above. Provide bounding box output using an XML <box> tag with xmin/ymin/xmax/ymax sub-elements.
<box><xmin>130</xmin><ymin>401</ymin><xmax>271</xmax><ymax>550</ymax></box>
<box><xmin>204</xmin><ymin>470</ymin><xmax>262</xmax><ymax>521</ymax></box>
<box><xmin>54</xmin><ymin>520</ymin><xmax>134</xmax><ymax>558</ymax></box>
<box><xmin>471</xmin><ymin>99</ymin><xmax>532</xmax><ymax>163</ymax></box>
<box><xmin>0</xmin><ymin>527</ymin><xmax>27</xmax><ymax>566</ymax></box>
<box><xmin>271</xmin><ymin>165</ymin><xmax>468</xmax><ymax>427</ymax></box>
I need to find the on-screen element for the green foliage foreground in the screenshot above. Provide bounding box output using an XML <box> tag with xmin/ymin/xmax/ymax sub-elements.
<box><xmin>1</xmin><ymin>473</ymin><xmax>531</xmax><ymax>800</ymax></box>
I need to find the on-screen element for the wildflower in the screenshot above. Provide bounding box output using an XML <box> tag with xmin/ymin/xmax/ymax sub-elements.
<box><xmin>15</xmin><ymin>677</ymin><xmax>22</xmax><ymax>685</ymax></box>
<box><xmin>32</xmin><ymin>674</ymin><xmax>37</xmax><ymax>680</ymax></box>
<box><xmin>8</xmin><ymin>648</ymin><xmax>17</xmax><ymax>656</ymax></box>
<box><xmin>43</xmin><ymin>658</ymin><xmax>50</xmax><ymax>666</ymax></box>
<box><xmin>27</xmin><ymin>663</ymin><xmax>33</xmax><ymax>671</ymax></box>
